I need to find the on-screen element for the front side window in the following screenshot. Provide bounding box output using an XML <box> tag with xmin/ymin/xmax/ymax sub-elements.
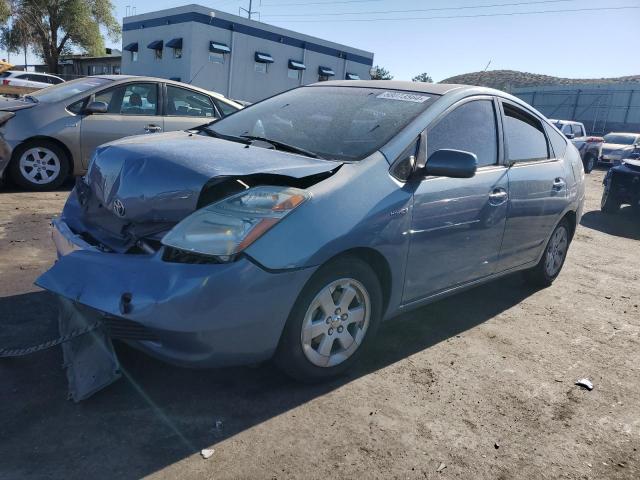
<box><xmin>503</xmin><ymin>103</ymin><xmax>549</xmax><ymax>162</ymax></box>
<box><xmin>94</xmin><ymin>83</ymin><xmax>158</xmax><ymax>115</ymax></box>
<box><xmin>427</xmin><ymin>99</ymin><xmax>498</xmax><ymax>168</ymax></box>
<box><xmin>207</xmin><ymin>86</ymin><xmax>438</xmax><ymax>161</ymax></box>
<box><xmin>166</xmin><ymin>85</ymin><xmax>216</xmax><ymax>118</ymax></box>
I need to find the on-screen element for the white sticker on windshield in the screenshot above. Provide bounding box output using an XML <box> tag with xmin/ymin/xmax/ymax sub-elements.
<box><xmin>377</xmin><ymin>91</ymin><xmax>430</xmax><ymax>103</ymax></box>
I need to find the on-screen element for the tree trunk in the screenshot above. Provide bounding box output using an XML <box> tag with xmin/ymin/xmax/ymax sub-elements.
<box><xmin>46</xmin><ymin>50</ymin><xmax>59</xmax><ymax>74</ymax></box>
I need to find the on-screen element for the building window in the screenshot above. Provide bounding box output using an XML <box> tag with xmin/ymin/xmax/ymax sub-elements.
<box><xmin>287</xmin><ymin>60</ymin><xmax>306</xmax><ymax>81</ymax></box>
<box><xmin>147</xmin><ymin>40</ymin><xmax>163</xmax><ymax>60</ymax></box>
<box><xmin>254</xmin><ymin>52</ymin><xmax>274</xmax><ymax>75</ymax></box>
<box><xmin>318</xmin><ymin>66</ymin><xmax>335</xmax><ymax>82</ymax></box>
<box><xmin>113</xmin><ymin>66</ymin><xmax>121</xmax><ymax>75</ymax></box>
<box><xmin>132</xmin><ymin>51</ymin><xmax>138</xmax><ymax>62</ymax></box>
<box><xmin>287</xmin><ymin>68</ymin><xmax>300</xmax><ymax>80</ymax></box>
<box><xmin>166</xmin><ymin>38</ymin><xmax>183</xmax><ymax>59</ymax></box>
<box><xmin>255</xmin><ymin>62</ymin><xmax>267</xmax><ymax>74</ymax></box>
<box><xmin>209</xmin><ymin>52</ymin><xmax>224</xmax><ymax>64</ymax></box>
<box><xmin>155</xmin><ymin>49</ymin><xmax>163</xmax><ymax>60</ymax></box>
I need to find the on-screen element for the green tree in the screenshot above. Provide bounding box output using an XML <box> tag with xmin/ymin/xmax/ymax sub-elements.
<box><xmin>3</xmin><ymin>0</ymin><xmax>120</xmax><ymax>73</ymax></box>
<box><xmin>412</xmin><ymin>72</ymin><xmax>433</xmax><ymax>83</ymax></box>
<box><xmin>370</xmin><ymin>65</ymin><xmax>393</xmax><ymax>80</ymax></box>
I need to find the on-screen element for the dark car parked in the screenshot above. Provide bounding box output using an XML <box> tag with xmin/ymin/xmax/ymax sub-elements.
<box><xmin>601</xmin><ymin>153</ymin><xmax>640</xmax><ymax>213</ymax></box>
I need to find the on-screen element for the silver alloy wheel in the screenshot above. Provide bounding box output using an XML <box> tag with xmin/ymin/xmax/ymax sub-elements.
<box><xmin>545</xmin><ymin>226</ymin><xmax>568</xmax><ymax>277</ymax></box>
<box><xmin>18</xmin><ymin>147</ymin><xmax>61</xmax><ymax>185</ymax></box>
<box><xmin>300</xmin><ymin>278</ymin><xmax>371</xmax><ymax>368</ymax></box>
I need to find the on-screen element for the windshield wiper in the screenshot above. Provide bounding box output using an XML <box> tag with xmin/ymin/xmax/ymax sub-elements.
<box><xmin>198</xmin><ymin>127</ymin><xmax>250</xmax><ymax>145</ymax></box>
<box><xmin>240</xmin><ymin>135</ymin><xmax>319</xmax><ymax>158</ymax></box>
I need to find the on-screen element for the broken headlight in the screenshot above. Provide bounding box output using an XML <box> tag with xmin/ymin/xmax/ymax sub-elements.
<box><xmin>161</xmin><ymin>186</ymin><xmax>309</xmax><ymax>260</ymax></box>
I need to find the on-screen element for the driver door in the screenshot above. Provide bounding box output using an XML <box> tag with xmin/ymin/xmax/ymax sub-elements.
<box><xmin>79</xmin><ymin>82</ymin><xmax>163</xmax><ymax>167</ymax></box>
<box><xmin>403</xmin><ymin>97</ymin><xmax>509</xmax><ymax>303</ymax></box>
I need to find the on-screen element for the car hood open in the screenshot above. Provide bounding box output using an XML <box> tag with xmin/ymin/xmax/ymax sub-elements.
<box><xmin>65</xmin><ymin>130</ymin><xmax>342</xmax><ymax>252</ymax></box>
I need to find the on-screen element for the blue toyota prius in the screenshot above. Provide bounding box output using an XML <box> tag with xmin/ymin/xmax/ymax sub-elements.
<box><xmin>38</xmin><ymin>81</ymin><xmax>585</xmax><ymax>385</ymax></box>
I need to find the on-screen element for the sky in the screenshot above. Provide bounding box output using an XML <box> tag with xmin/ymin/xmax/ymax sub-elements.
<box><xmin>7</xmin><ymin>0</ymin><xmax>640</xmax><ymax>81</ymax></box>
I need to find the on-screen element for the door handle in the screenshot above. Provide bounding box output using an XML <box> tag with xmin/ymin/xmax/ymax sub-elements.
<box><xmin>552</xmin><ymin>178</ymin><xmax>566</xmax><ymax>191</ymax></box>
<box><xmin>488</xmin><ymin>188</ymin><xmax>508</xmax><ymax>206</ymax></box>
<box><xmin>144</xmin><ymin>124</ymin><xmax>162</xmax><ymax>133</ymax></box>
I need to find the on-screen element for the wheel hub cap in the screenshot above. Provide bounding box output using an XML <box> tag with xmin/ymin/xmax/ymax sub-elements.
<box><xmin>300</xmin><ymin>278</ymin><xmax>371</xmax><ymax>368</ymax></box>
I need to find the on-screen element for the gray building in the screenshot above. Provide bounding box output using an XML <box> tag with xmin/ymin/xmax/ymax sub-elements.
<box><xmin>513</xmin><ymin>83</ymin><xmax>640</xmax><ymax>135</ymax></box>
<box><xmin>121</xmin><ymin>4</ymin><xmax>374</xmax><ymax>102</ymax></box>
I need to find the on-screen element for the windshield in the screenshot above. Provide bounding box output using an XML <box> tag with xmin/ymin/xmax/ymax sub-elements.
<box><xmin>207</xmin><ymin>86</ymin><xmax>438</xmax><ymax>160</ymax></box>
<box><xmin>603</xmin><ymin>134</ymin><xmax>637</xmax><ymax>145</ymax></box>
<box><xmin>29</xmin><ymin>77</ymin><xmax>112</xmax><ymax>103</ymax></box>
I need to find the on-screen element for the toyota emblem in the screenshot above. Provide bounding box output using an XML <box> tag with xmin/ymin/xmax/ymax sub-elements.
<box><xmin>113</xmin><ymin>199</ymin><xmax>126</xmax><ymax>217</ymax></box>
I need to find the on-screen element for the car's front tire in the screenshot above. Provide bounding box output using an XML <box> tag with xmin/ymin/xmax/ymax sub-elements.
<box><xmin>9</xmin><ymin>140</ymin><xmax>70</xmax><ymax>191</ymax></box>
<box><xmin>274</xmin><ymin>256</ymin><xmax>382</xmax><ymax>382</ymax></box>
<box><xmin>523</xmin><ymin>218</ymin><xmax>571</xmax><ymax>288</ymax></box>
<box><xmin>600</xmin><ymin>179</ymin><xmax>621</xmax><ymax>213</ymax></box>
<box><xmin>583</xmin><ymin>154</ymin><xmax>596</xmax><ymax>174</ymax></box>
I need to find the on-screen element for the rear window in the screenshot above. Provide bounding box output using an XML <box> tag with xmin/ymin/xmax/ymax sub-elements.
<box><xmin>0</xmin><ymin>72</ymin><xmax>11</xmax><ymax>78</ymax></box>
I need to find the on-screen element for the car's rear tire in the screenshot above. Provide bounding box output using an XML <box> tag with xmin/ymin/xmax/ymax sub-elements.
<box><xmin>523</xmin><ymin>218</ymin><xmax>571</xmax><ymax>288</ymax></box>
<box><xmin>600</xmin><ymin>180</ymin><xmax>621</xmax><ymax>214</ymax></box>
<box><xmin>9</xmin><ymin>140</ymin><xmax>70</xmax><ymax>191</ymax></box>
<box><xmin>583</xmin><ymin>154</ymin><xmax>596</xmax><ymax>174</ymax></box>
<box><xmin>274</xmin><ymin>256</ymin><xmax>382</xmax><ymax>382</ymax></box>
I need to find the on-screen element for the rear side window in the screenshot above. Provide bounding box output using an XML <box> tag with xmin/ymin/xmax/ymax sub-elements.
<box><xmin>427</xmin><ymin>99</ymin><xmax>498</xmax><ymax>167</ymax></box>
<box><xmin>503</xmin><ymin>103</ymin><xmax>549</xmax><ymax>162</ymax></box>
<box><xmin>214</xmin><ymin>99</ymin><xmax>239</xmax><ymax>117</ymax></box>
<box><xmin>545</xmin><ymin>123</ymin><xmax>567</xmax><ymax>158</ymax></box>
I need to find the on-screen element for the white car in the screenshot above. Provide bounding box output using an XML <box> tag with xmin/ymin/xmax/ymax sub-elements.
<box><xmin>0</xmin><ymin>71</ymin><xmax>65</xmax><ymax>89</ymax></box>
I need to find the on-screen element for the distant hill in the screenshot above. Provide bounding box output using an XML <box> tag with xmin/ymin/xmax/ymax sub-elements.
<box><xmin>440</xmin><ymin>70</ymin><xmax>640</xmax><ymax>91</ymax></box>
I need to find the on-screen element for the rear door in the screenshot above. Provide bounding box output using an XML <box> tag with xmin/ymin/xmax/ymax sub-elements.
<box><xmin>79</xmin><ymin>82</ymin><xmax>163</xmax><ymax>166</ymax></box>
<box><xmin>497</xmin><ymin>100</ymin><xmax>568</xmax><ymax>270</ymax></box>
<box><xmin>163</xmin><ymin>84</ymin><xmax>220</xmax><ymax>131</ymax></box>
<box><xmin>402</xmin><ymin>97</ymin><xmax>509</xmax><ymax>302</ymax></box>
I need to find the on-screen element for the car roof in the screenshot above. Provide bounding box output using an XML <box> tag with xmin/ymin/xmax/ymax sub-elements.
<box><xmin>310</xmin><ymin>80</ymin><xmax>465</xmax><ymax>95</ymax></box>
<box><xmin>90</xmin><ymin>74</ymin><xmax>240</xmax><ymax>107</ymax></box>
<box><xmin>6</xmin><ymin>70</ymin><xmax>62</xmax><ymax>78</ymax></box>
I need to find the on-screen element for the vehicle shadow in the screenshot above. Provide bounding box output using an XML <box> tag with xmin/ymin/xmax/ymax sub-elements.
<box><xmin>0</xmin><ymin>276</ymin><xmax>534</xmax><ymax>478</ymax></box>
<box><xmin>0</xmin><ymin>177</ymin><xmax>74</xmax><ymax>193</ymax></box>
<box><xmin>0</xmin><ymin>276</ymin><xmax>536</xmax><ymax>479</ymax></box>
<box><xmin>580</xmin><ymin>207</ymin><xmax>640</xmax><ymax>240</ymax></box>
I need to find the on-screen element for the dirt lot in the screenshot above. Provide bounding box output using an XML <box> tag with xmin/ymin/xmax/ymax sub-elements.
<box><xmin>0</xmin><ymin>170</ymin><xmax>638</xmax><ymax>480</ymax></box>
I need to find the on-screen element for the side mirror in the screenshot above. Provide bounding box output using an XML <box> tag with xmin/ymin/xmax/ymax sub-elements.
<box><xmin>564</xmin><ymin>133</ymin><xmax>575</xmax><ymax>139</ymax></box>
<box><xmin>414</xmin><ymin>149</ymin><xmax>477</xmax><ymax>179</ymax></box>
<box><xmin>84</xmin><ymin>101</ymin><xmax>108</xmax><ymax>115</ymax></box>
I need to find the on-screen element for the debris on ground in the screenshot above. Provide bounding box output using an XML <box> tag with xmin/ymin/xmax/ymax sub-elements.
<box><xmin>436</xmin><ymin>462</ymin><xmax>446</xmax><ymax>472</ymax></box>
<box><xmin>575</xmin><ymin>378</ymin><xmax>594</xmax><ymax>391</ymax></box>
<box><xmin>200</xmin><ymin>448</ymin><xmax>215</xmax><ymax>459</ymax></box>
<box><xmin>494</xmin><ymin>442</ymin><xmax>500</xmax><ymax>449</ymax></box>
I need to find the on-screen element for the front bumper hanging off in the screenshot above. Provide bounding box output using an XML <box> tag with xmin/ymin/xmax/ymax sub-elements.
<box><xmin>37</xmin><ymin>219</ymin><xmax>316</xmax><ymax>370</ymax></box>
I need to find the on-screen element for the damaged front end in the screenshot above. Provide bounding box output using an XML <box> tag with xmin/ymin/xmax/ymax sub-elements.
<box><xmin>38</xmin><ymin>132</ymin><xmax>341</xmax><ymax>400</ymax></box>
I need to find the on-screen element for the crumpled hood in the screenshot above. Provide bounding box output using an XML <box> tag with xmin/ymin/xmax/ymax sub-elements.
<box><xmin>0</xmin><ymin>97</ymin><xmax>38</xmax><ymax>112</ymax></box>
<box><xmin>86</xmin><ymin>130</ymin><xmax>342</xmax><ymax>224</ymax></box>
<box><xmin>65</xmin><ymin>130</ymin><xmax>341</xmax><ymax>252</ymax></box>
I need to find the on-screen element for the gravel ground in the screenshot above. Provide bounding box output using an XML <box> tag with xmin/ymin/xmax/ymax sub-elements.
<box><xmin>0</xmin><ymin>169</ymin><xmax>638</xmax><ymax>480</ymax></box>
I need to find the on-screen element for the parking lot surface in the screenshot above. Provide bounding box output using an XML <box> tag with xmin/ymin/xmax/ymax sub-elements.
<box><xmin>1</xmin><ymin>170</ymin><xmax>638</xmax><ymax>479</ymax></box>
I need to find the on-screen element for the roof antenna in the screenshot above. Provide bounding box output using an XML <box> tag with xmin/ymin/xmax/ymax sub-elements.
<box><xmin>239</xmin><ymin>0</ymin><xmax>260</xmax><ymax>20</ymax></box>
